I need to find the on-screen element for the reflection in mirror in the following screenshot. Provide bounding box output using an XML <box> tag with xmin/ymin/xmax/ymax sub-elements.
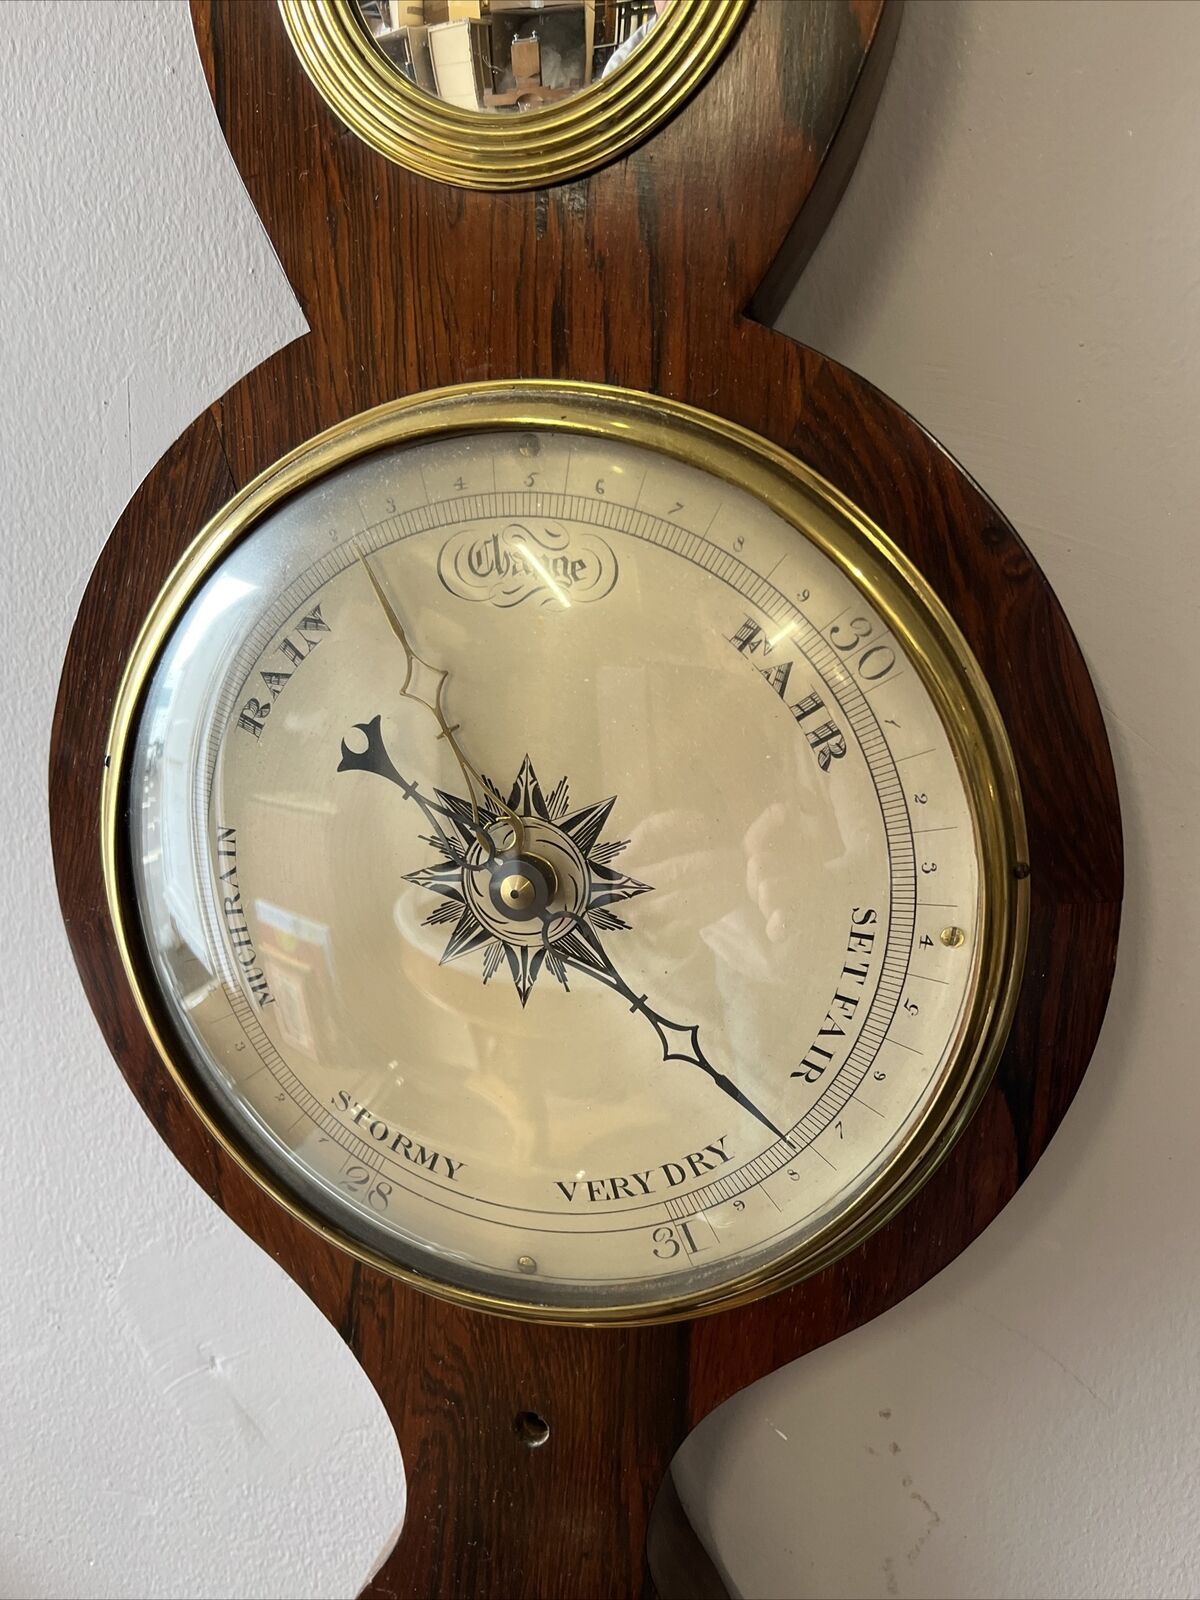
<box><xmin>357</xmin><ymin>0</ymin><xmax>675</xmax><ymax>113</ymax></box>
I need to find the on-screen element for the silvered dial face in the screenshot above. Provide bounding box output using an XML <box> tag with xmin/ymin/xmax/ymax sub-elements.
<box><xmin>128</xmin><ymin>413</ymin><xmax>995</xmax><ymax>1317</ymax></box>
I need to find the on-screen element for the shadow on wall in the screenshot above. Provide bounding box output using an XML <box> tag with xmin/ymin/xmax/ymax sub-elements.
<box><xmin>772</xmin><ymin>0</ymin><xmax>972</xmax><ymax>358</ymax></box>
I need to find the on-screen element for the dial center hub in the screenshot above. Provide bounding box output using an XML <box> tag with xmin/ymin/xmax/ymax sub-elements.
<box><xmin>465</xmin><ymin>820</ymin><xmax>589</xmax><ymax>947</ymax></box>
<box><xmin>500</xmin><ymin>871</ymin><xmax>537</xmax><ymax>911</ymax></box>
<box><xmin>492</xmin><ymin>853</ymin><xmax>558</xmax><ymax>921</ymax></box>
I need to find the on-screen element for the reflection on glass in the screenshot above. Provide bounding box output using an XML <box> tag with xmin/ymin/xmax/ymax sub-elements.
<box><xmin>357</xmin><ymin>0</ymin><xmax>676</xmax><ymax>114</ymax></box>
<box><xmin>125</xmin><ymin>418</ymin><xmax>985</xmax><ymax>1314</ymax></box>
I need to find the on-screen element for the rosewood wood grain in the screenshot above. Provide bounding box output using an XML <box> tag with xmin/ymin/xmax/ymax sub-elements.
<box><xmin>49</xmin><ymin>3</ymin><xmax>1121</xmax><ymax>1596</ymax></box>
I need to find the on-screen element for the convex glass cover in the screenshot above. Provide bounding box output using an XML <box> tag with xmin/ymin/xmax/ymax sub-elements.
<box><xmin>112</xmin><ymin>385</ymin><xmax>1026</xmax><ymax>1321</ymax></box>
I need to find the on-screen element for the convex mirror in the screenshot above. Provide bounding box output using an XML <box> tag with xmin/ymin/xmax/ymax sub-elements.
<box><xmin>281</xmin><ymin>0</ymin><xmax>748</xmax><ymax>187</ymax></box>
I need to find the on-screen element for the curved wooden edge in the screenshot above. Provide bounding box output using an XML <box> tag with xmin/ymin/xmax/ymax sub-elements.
<box><xmin>749</xmin><ymin>0</ymin><xmax>903</xmax><ymax>326</ymax></box>
<box><xmin>647</xmin><ymin>1470</ymin><xmax>732</xmax><ymax>1600</ymax></box>
<box><xmin>47</xmin><ymin>2</ymin><xmax>1122</xmax><ymax>1592</ymax></box>
<box><xmin>186</xmin><ymin>0</ymin><xmax>895</xmax><ymax>364</ymax></box>
<box><xmin>347</xmin><ymin>1280</ymin><xmax>690</xmax><ymax>1599</ymax></box>
<box><xmin>48</xmin><ymin>338</ymin><xmax>1123</xmax><ymax>1597</ymax></box>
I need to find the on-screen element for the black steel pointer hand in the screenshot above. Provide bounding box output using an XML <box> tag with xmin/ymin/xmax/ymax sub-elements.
<box><xmin>337</xmin><ymin>713</ymin><xmax>489</xmax><ymax>853</ymax></box>
<box><xmin>535</xmin><ymin>908</ymin><xmax>789</xmax><ymax>1144</ymax></box>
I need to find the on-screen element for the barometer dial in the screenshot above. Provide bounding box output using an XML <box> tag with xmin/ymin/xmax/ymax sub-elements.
<box><xmin>113</xmin><ymin>385</ymin><xmax>1025</xmax><ymax>1322</ymax></box>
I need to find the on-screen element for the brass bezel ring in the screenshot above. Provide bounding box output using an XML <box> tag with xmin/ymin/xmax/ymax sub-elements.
<box><xmin>277</xmin><ymin>0</ymin><xmax>751</xmax><ymax>189</ymax></box>
<box><xmin>102</xmin><ymin>381</ymin><xmax>1029</xmax><ymax>1327</ymax></box>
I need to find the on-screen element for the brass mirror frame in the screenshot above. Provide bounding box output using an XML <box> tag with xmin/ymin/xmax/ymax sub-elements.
<box><xmin>278</xmin><ymin>0</ymin><xmax>751</xmax><ymax>189</ymax></box>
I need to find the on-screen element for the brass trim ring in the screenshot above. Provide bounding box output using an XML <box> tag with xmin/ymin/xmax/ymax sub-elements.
<box><xmin>103</xmin><ymin>380</ymin><xmax>1028</xmax><ymax>1325</ymax></box>
<box><xmin>277</xmin><ymin>0</ymin><xmax>751</xmax><ymax>189</ymax></box>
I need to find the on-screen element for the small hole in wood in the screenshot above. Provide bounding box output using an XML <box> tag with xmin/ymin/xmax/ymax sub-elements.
<box><xmin>514</xmin><ymin>1410</ymin><xmax>550</xmax><ymax>1448</ymax></box>
<box><xmin>1014</xmin><ymin>861</ymin><xmax>1031</xmax><ymax>880</ymax></box>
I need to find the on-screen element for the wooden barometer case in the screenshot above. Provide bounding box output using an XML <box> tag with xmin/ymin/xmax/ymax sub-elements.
<box><xmin>50</xmin><ymin>3</ymin><xmax>1122</xmax><ymax>1596</ymax></box>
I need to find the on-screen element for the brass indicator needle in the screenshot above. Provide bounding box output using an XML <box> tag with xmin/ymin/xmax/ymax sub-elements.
<box><xmin>356</xmin><ymin>547</ymin><xmax>524</xmax><ymax>857</ymax></box>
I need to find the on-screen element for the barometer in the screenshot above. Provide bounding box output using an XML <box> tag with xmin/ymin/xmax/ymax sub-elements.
<box><xmin>51</xmin><ymin>3</ymin><xmax>1120</xmax><ymax>1595</ymax></box>
<box><xmin>110</xmin><ymin>385</ymin><xmax>1023</xmax><ymax>1322</ymax></box>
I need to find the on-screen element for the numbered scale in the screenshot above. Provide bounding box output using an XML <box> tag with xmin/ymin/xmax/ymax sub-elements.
<box><xmin>109</xmin><ymin>383</ymin><xmax>1024</xmax><ymax>1322</ymax></box>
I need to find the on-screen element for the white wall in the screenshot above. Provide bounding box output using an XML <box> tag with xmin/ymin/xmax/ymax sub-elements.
<box><xmin>3</xmin><ymin>2</ymin><xmax>1196</xmax><ymax>1597</ymax></box>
